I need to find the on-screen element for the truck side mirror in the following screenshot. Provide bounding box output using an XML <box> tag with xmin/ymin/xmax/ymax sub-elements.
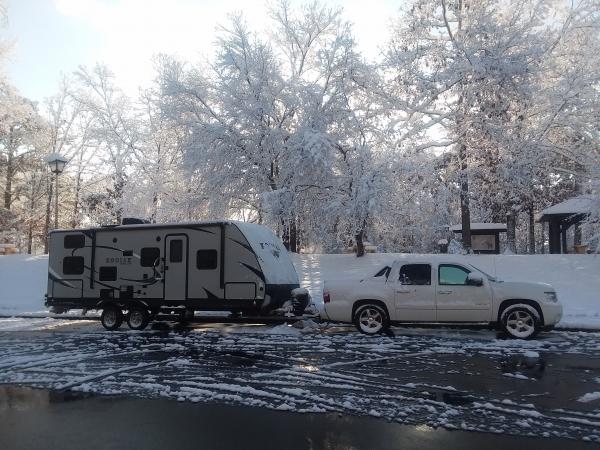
<box><xmin>467</xmin><ymin>273</ymin><xmax>483</xmax><ymax>286</ymax></box>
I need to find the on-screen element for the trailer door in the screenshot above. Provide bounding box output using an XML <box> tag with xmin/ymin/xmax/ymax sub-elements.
<box><xmin>164</xmin><ymin>235</ymin><xmax>188</xmax><ymax>301</ymax></box>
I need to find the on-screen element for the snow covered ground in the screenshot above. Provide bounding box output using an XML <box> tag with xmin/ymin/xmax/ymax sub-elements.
<box><xmin>1</xmin><ymin>324</ymin><xmax>599</xmax><ymax>443</ymax></box>
<box><xmin>1</xmin><ymin>253</ymin><xmax>599</xmax><ymax>329</ymax></box>
<box><xmin>0</xmin><ymin>255</ymin><xmax>48</xmax><ymax>316</ymax></box>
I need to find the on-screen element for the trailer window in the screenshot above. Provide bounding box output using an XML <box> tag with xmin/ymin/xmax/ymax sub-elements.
<box><xmin>63</xmin><ymin>256</ymin><xmax>84</xmax><ymax>275</ymax></box>
<box><xmin>169</xmin><ymin>239</ymin><xmax>183</xmax><ymax>263</ymax></box>
<box><xmin>196</xmin><ymin>250</ymin><xmax>217</xmax><ymax>270</ymax></box>
<box><xmin>140</xmin><ymin>247</ymin><xmax>160</xmax><ymax>267</ymax></box>
<box><xmin>64</xmin><ymin>234</ymin><xmax>85</xmax><ymax>249</ymax></box>
<box><xmin>99</xmin><ymin>266</ymin><xmax>117</xmax><ymax>281</ymax></box>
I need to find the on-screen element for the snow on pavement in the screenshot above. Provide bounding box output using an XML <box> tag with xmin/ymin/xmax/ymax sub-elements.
<box><xmin>578</xmin><ymin>392</ymin><xmax>600</xmax><ymax>403</ymax></box>
<box><xmin>1</xmin><ymin>324</ymin><xmax>600</xmax><ymax>443</ymax></box>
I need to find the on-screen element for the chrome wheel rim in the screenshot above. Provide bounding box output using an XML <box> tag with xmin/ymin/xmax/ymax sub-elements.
<box><xmin>506</xmin><ymin>310</ymin><xmax>535</xmax><ymax>338</ymax></box>
<box><xmin>104</xmin><ymin>309</ymin><xmax>117</xmax><ymax>327</ymax></box>
<box><xmin>129</xmin><ymin>310</ymin><xmax>144</xmax><ymax>328</ymax></box>
<box><xmin>358</xmin><ymin>307</ymin><xmax>383</xmax><ymax>334</ymax></box>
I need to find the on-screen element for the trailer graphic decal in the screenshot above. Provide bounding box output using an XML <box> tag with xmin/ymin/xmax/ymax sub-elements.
<box><xmin>48</xmin><ymin>270</ymin><xmax>77</xmax><ymax>289</ymax></box>
<box><xmin>239</xmin><ymin>262</ymin><xmax>266</xmax><ymax>282</ymax></box>
<box><xmin>228</xmin><ymin>237</ymin><xmax>255</xmax><ymax>253</ymax></box>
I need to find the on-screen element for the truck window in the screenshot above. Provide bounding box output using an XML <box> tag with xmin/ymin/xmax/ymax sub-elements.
<box><xmin>399</xmin><ymin>264</ymin><xmax>431</xmax><ymax>285</ymax></box>
<box><xmin>374</xmin><ymin>266</ymin><xmax>391</xmax><ymax>278</ymax></box>
<box><xmin>169</xmin><ymin>239</ymin><xmax>183</xmax><ymax>263</ymax></box>
<box><xmin>63</xmin><ymin>256</ymin><xmax>84</xmax><ymax>275</ymax></box>
<box><xmin>99</xmin><ymin>266</ymin><xmax>117</xmax><ymax>281</ymax></box>
<box><xmin>64</xmin><ymin>234</ymin><xmax>85</xmax><ymax>249</ymax></box>
<box><xmin>140</xmin><ymin>247</ymin><xmax>160</xmax><ymax>267</ymax></box>
<box><xmin>439</xmin><ymin>264</ymin><xmax>470</xmax><ymax>285</ymax></box>
<box><xmin>196</xmin><ymin>250</ymin><xmax>217</xmax><ymax>270</ymax></box>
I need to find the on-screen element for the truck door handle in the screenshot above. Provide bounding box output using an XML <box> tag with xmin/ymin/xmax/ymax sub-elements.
<box><xmin>438</xmin><ymin>290</ymin><xmax>452</xmax><ymax>294</ymax></box>
<box><xmin>396</xmin><ymin>289</ymin><xmax>412</xmax><ymax>294</ymax></box>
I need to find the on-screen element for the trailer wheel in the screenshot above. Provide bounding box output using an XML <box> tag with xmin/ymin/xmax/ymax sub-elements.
<box><xmin>127</xmin><ymin>307</ymin><xmax>150</xmax><ymax>330</ymax></box>
<box><xmin>101</xmin><ymin>305</ymin><xmax>123</xmax><ymax>331</ymax></box>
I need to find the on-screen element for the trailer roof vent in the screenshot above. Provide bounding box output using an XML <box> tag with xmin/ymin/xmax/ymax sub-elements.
<box><xmin>121</xmin><ymin>217</ymin><xmax>150</xmax><ymax>225</ymax></box>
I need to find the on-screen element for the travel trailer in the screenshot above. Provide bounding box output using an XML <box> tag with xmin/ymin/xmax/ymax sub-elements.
<box><xmin>45</xmin><ymin>219</ymin><xmax>309</xmax><ymax>330</ymax></box>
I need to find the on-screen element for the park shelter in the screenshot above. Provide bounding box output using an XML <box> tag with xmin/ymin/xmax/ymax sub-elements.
<box><xmin>538</xmin><ymin>195</ymin><xmax>593</xmax><ymax>254</ymax></box>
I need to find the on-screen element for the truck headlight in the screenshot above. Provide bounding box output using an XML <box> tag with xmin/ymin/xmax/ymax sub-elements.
<box><xmin>544</xmin><ymin>291</ymin><xmax>558</xmax><ymax>303</ymax></box>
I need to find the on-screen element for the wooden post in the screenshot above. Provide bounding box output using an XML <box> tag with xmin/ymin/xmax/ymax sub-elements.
<box><xmin>548</xmin><ymin>220</ymin><xmax>560</xmax><ymax>254</ymax></box>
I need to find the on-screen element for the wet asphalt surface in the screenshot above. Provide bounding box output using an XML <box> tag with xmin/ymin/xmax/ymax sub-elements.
<box><xmin>0</xmin><ymin>321</ymin><xmax>599</xmax><ymax>449</ymax></box>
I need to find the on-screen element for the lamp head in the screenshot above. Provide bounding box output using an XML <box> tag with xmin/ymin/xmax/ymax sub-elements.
<box><xmin>46</xmin><ymin>153</ymin><xmax>68</xmax><ymax>174</ymax></box>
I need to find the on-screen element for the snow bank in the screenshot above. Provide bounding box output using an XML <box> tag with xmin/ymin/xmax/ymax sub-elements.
<box><xmin>0</xmin><ymin>255</ymin><xmax>48</xmax><ymax>315</ymax></box>
<box><xmin>292</xmin><ymin>253</ymin><xmax>600</xmax><ymax>329</ymax></box>
<box><xmin>1</xmin><ymin>253</ymin><xmax>599</xmax><ymax>329</ymax></box>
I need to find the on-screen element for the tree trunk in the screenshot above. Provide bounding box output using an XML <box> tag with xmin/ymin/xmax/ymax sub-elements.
<box><xmin>289</xmin><ymin>217</ymin><xmax>298</xmax><ymax>253</ymax></box>
<box><xmin>71</xmin><ymin>172</ymin><xmax>83</xmax><ymax>228</ymax></box>
<box><xmin>355</xmin><ymin>230</ymin><xmax>365</xmax><ymax>257</ymax></box>
<box><xmin>506</xmin><ymin>211</ymin><xmax>517</xmax><ymax>253</ymax></box>
<box><xmin>27</xmin><ymin>175</ymin><xmax>36</xmax><ymax>254</ymax></box>
<box><xmin>27</xmin><ymin>224</ymin><xmax>33</xmax><ymax>254</ymax></box>
<box><xmin>4</xmin><ymin>147</ymin><xmax>14</xmax><ymax>209</ymax></box>
<box><xmin>281</xmin><ymin>218</ymin><xmax>290</xmax><ymax>251</ymax></box>
<box><xmin>528</xmin><ymin>204</ymin><xmax>535</xmax><ymax>254</ymax></box>
<box><xmin>458</xmin><ymin>144</ymin><xmax>472</xmax><ymax>253</ymax></box>
<box><xmin>150</xmin><ymin>192</ymin><xmax>158</xmax><ymax>223</ymax></box>
<box><xmin>574</xmin><ymin>224</ymin><xmax>582</xmax><ymax>246</ymax></box>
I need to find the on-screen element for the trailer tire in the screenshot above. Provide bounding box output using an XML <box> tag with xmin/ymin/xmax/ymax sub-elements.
<box><xmin>127</xmin><ymin>307</ymin><xmax>150</xmax><ymax>330</ymax></box>
<box><xmin>101</xmin><ymin>305</ymin><xmax>123</xmax><ymax>331</ymax></box>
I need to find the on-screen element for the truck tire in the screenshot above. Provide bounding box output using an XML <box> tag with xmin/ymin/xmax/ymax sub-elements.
<box><xmin>501</xmin><ymin>305</ymin><xmax>540</xmax><ymax>339</ymax></box>
<box><xmin>354</xmin><ymin>303</ymin><xmax>389</xmax><ymax>335</ymax></box>
<box><xmin>127</xmin><ymin>307</ymin><xmax>150</xmax><ymax>330</ymax></box>
<box><xmin>101</xmin><ymin>305</ymin><xmax>123</xmax><ymax>331</ymax></box>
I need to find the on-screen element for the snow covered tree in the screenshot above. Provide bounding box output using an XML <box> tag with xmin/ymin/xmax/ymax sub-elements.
<box><xmin>383</xmin><ymin>0</ymin><xmax>600</xmax><ymax>253</ymax></box>
<box><xmin>74</xmin><ymin>64</ymin><xmax>138</xmax><ymax>224</ymax></box>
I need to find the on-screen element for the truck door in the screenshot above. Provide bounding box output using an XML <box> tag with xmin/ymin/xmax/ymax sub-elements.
<box><xmin>436</xmin><ymin>264</ymin><xmax>491</xmax><ymax>322</ymax></box>
<box><xmin>395</xmin><ymin>263</ymin><xmax>436</xmax><ymax>321</ymax></box>
<box><xmin>164</xmin><ymin>235</ymin><xmax>188</xmax><ymax>301</ymax></box>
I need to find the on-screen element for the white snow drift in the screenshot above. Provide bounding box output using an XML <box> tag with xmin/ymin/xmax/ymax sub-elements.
<box><xmin>1</xmin><ymin>253</ymin><xmax>599</xmax><ymax>329</ymax></box>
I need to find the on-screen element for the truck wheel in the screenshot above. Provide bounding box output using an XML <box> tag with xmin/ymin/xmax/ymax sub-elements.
<box><xmin>101</xmin><ymin>305</ymin><xmax>123</xmax><ymax>331</ymax></box>
<box><xmin>127</xmin><ymin>307</ymin><xmax>150</xmax><ymax>330</ymax></box>
<box><xmin>502</xmin><ymin>306</ymin><xmax>539</xmax><ymax>339</ymax></box>
<box><xmin>354</xmin><ymin>303</ymin><xmax>389</xmax><ymax>335</ymax></box>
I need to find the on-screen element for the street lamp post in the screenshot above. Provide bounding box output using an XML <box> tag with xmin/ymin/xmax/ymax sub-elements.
<box><xmin>46</xmin><ymin>153</ymin><xmax>68</xmax><ymax>229</ymax></box>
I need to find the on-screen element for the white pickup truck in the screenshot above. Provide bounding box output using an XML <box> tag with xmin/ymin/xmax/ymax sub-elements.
<box><xmin>321</xmin><ymin>257</ymin><xmax>563</xmax><ymax>339</ymax></box>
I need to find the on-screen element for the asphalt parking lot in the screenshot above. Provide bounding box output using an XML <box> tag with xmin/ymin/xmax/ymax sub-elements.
<box><xmin>0</xmin><ymin>321</ymin><xmax>599</xmax><ymax>448</ymax></box>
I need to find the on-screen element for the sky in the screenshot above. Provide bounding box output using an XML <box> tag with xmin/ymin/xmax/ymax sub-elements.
<box><xmin>1</xmin><ymin>0</ymin><xmax>399</xmax><ymax>103</ymax></box>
